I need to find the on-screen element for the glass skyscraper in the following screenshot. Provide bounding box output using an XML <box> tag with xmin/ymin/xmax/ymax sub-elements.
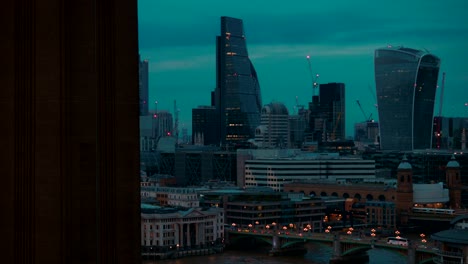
<box><xmin>374</xmin><ymin>47</ymin><xmax>441</xmax><ymax>150</ymax></box>
<box><xmin>214</xmin><ymin>16</ymin><xmax>262</xmax><ymax>145</ymax></box>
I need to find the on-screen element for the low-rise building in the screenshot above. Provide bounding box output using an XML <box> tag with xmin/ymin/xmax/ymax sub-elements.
<box><xmin>200</xmin><ymin>189</ymin><xmax>326</xmax><ymax>232</ymax></box>
<box><xmin>431</xmin><ymin>214</ymin><xmax>468</xmax><ymax>264</ymax></box>
<box><xmin>141</xmin><ymin>204</ymin><xmax>224</xmax><ymax>251</ymax></box>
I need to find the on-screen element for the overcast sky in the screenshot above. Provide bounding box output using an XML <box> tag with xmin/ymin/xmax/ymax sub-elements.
<box><xmin>138</xmin><ymin>0</ymin><xmax>468</xmax><ymax>137</ymax></box>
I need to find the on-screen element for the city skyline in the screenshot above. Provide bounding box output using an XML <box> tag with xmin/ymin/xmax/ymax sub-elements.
<box><xmin>138</xmin><ymin>0</ymin><xmax>468</xmax><ymax>137</ymax></box>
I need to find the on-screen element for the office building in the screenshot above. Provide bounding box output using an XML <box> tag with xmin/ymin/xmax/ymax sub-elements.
<box><xmin>374</xmin><ymin>46</ymin><xmax>441</xmax><ymax>150</ymax></box>
<box><xmin>237</xmin><ymin>150</ymin><xmax>375</xmax><ymax>191</ymax></box>
<box><xmin>1</xmin><ymin>1</ymin><xmax>141</xmax><ymax>263</ymax></box>
<box><xmin>319</xmin><ymin>83</ymin><xmax>346</xmax><ymax>141</ymax></box>
<box><xmin>254</xmin><ymin>102</ymin><xmax>290</xmax><ymax>148</ymax></box>
<box><xmin>307</xmin><ymin>83</ymin><xmax>345</xmax><ymax>142</ymax></box>
<box><xmin>139</xmin><ymin>56</ymin><xmax>149</xmax><ymax>116</ymax></box>
<box><xmin>432</xmin><ymin>116</ymin><xmax>468</xmax><ymax>150</ymax></box>
<box><xmin>192</xmin><ymin>106</ymin><xmax>219</xmax><ymax>146</ymax></box>
<box><xmin>213</xmin><ymin>16</ymin><xmax>262</xmax><ymax>145</ymax></box>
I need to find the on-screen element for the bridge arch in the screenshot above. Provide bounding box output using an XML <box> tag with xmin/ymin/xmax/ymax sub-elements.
<box><xmin>331</xmin><ymin>192</ymin><xmax>338</xmax><ymax>197</ymax></box>
<box><xmin>378</xmin><ymin>194</ymin><xmax>386</xmax><ymax>201</ymax></box>
<box><xmin>343</xmin><ymin>193</ymin><xmax>350</xmax><ymax>199</ymax></box>
<box><xmin>321</xmin><ymin>191</ymin><xmax>327</xmax><ymax>197</ymax></box>
<box><xmin>366</xmin><ymin>194</ymin><xmax>373</xmax><ymax>201</ymax></box>
<box><xmin>281</xmin><ymin>239</ymin><xmax>306</xmax><ymax>249</ymax></box>
<box><xmin>309</xmin><ymin>191</ymin><xmax>316</xmax><ymax>197</ymax></box>
<box><xmin>341</xmin><ymin>245</ymin><xmax>372</xmax><ymax>256</ymax></box>
<box><xmin>354</xmin><ymin>193</ymin><xmax>361</xmax><ymax>201</ymax></box>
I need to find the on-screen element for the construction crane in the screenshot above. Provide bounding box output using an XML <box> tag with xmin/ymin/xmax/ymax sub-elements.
<box><xmin>330</xmin><ymin>112</ymin><xmax>342</xmax><ymax>141</ymax></box>
<box><xmin>306</xmin><ymin>55</ymin><xmax>320</xmax><ymax>96</ymax></box>
<box><xmin>356</xmin><ymin>100</ymin><xmax>373</xmax><ymax>122</ymax></box>
<box><xmin>436</xmin><ymin>72</ymin><xmax>446</xmax><ymax>149</ymax></box>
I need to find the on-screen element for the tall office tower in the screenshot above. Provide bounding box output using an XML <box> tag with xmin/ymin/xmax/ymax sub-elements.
<box><xmin>213</xmin><ymin>16</ymin><xmax>262</xmax><ymax>145</ymax></box>
<box><xmin>139</xmin><ymin>56</ymin><xmax>149</xmax><ymax>116</ymax></box>
<box><xmin>255</xmin><ymin>102</ymin><xmax>290</xmax><ymax>148</ymax></box>
<box><xmin>319</xmin><ymin>83</ymin><xmax>346</xmax><ymax>141</ymax></box>
<box><xmin>192</xmin><ymin>106</ymin><xmax>219</xmax><ymax>145</ymax></box>
<box><xmin>375</xmin><ymin>47</ymin><xmax>441</xmax><ymax>150</ymax></box>
<box><xmin>1</xmin><ymin>1</ymin><xmax>140</xmax><ymax>263</ymax></box>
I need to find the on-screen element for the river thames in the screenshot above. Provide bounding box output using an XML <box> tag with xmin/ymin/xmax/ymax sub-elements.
<box><xmin>143</xmin><ymin>243</ymin><xmax>408</xmax><ymax>264</ymax></box>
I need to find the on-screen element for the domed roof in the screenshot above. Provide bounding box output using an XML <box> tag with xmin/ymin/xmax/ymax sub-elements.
<box><xmin>397</xmin><ymin>154</ymin><xmax>412</xmax><ymax>170</ymax></box>
<box><xmin>262</xmin><ymin>102</ymin><xmax>289</xmax><ymax>115</ymax></box>
<box><xmin>447</xmin><ymin>155</ymin><xmax>460</xmax><ymax>168</ymax></box>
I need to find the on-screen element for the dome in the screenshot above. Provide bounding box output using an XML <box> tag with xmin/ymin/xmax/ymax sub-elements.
<box><xmin>397</xmin><ymin>155</ymin><xmax>412</xmax><ymax>170</ymax></box>
<box><xmin>447</xmin><ymin>155</ymin><xmax>460</xmax><ymax>168</ymax></box>
<box><xmin>262</xmin><ymin>102</ymin><xmax>289</xmax><ymax>115</ymax></box>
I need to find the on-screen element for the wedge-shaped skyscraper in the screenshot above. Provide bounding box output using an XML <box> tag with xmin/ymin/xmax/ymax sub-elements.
<box><xmin>213</xmin><ymin>16</ymin><xmax>262</xmax><ymax>145</ymax></box>
<box><xmin>374</xmin><ymin>47</ymin><xmax>440</xmax><ymax>150</ymax></box>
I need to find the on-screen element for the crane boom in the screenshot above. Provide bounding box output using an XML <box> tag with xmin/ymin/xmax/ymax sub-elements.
<box><xmin>306</xmin><ymin>55</ymin><xmax>319</xmax><ymax>96</ymax></box>
<box><xmin>356</xmin><ymin>100</ymin><xmax>372</xmax><ymax>122</ymax></box>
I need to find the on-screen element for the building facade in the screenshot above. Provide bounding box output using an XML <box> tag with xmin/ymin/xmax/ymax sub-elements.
<box><xmin>319</xmin><ymin>83</ymin><xmax>346</xmax><ymax>141</ymax></box>
<box><xmin>192</xmin><ymin>106</ymin><xmax>219</xmax><ymax>146</ymax></box>
<box><xmin>374</xmin><ymin>46</ymin><xmax>441</xmax><ymax>150</ymax></box>
<box><xmin>431</xmin><ymin>215</ymin><xmax>468</xmax><ymax>264</ymax></box>
<box><xmin>255</xmin><ymin>102</ymin><xmax>290</xmax><ymax>148</ymax></box>
<box><xmin>200</xmin><ymin>190</ymin><xmax>326</xmax><ymax>232</ymax></box>
<box><xmin>244</xmin><ymin>156</ymin><xmax>376</xmax><ymax>191</ymax></box>
<box><xmin>213</xmin><ymin>16</ymin><xmax>262</xmax><ymax>145</ymax></box>
<box><xmin>141</xmin><ymin>205</ymin><xmax>224</xmax><ymax>250</ymax></box>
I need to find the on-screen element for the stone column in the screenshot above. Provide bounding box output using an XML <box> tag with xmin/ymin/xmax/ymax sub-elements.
<box><xmin>186</xmin><ymin>224</ymin><xmax>191</xmax><ymax>247</ymax></box>
<box><xmin>407</xmin><ymin>242</ymin><xmax>416</xmax><ymax>264</ymax></box>
<box><xmin>332</xmin><ymin>234</ymin><xmax>342</xmax><ymax>259</ymax></box>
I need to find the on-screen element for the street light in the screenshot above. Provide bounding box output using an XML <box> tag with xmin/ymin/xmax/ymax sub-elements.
<box><xmin>266</xmin><ymin>225</ymin><xmax>270</xmax><ymax>233</ymax></box>
<box><xmin>420</xmin><ymin>233</ymin><xmax>426</xmax><ymax>243</ymax></box>
<box><xmin>395</xmin><ymin>230</ymin><xmax>401</xmax><ymax>239</ymax></box>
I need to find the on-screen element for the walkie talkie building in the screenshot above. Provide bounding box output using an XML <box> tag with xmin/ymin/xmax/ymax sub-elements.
<box><xmin>213</xmin><ymin>16</ymin><xmax>262</xmax><ymax>145</ymax></box>
<box><xmin>374</xmin><ymin>47</ymin><xmax>441</xmax><ymax>150</ymax></box>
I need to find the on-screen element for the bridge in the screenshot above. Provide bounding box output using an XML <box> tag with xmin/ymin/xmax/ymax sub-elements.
<box><xmin>226</xmin><ymin>229</ymin><xmax>437</xmax><ymax>264</ymax></box>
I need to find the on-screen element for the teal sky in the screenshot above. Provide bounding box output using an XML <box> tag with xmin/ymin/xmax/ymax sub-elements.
<box><xmin>138</xmin><ymin>0</ymin><xmax>468</xmax><ymax>137</ymax></box>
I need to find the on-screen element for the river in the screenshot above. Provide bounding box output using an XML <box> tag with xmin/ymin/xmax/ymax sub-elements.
<box><xmin>143</xmin><ymin>243</ymin><xmax>407</xmax><ymax>264</ymax></box>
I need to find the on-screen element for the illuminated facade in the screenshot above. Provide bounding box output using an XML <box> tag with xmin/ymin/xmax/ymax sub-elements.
<box><xmin>213</xmin><ymin>16</ymin><xmax>262</xmax><ymax>144</ymax></box>
<box><xmin>374</xmin><ymin>47</ymin><xmax>441</xmax><ymax>150</ymax></box>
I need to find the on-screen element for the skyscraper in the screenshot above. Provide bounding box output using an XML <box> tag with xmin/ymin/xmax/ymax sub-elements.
<box><xmin>307</xmin><ymin>83</ymin><xmax>345</xmax><ymax>142</ymax></box>
<box><xmin>213</xmin><ymin>16</ymin><xmax>262</xmax><ymax>145</ymax></box>
<box><xmin>319</xmin><ymin>83</ymin><xmax>346</xmax><ymax>141</ymax></box>
<box><xmin>1</xmin><ymin>1</ymin><xmax>140</xmax><ymax>263</ymax></box>
<box><xmin>139</xmin><ymin>56</ymin><xmax>149</xmax><ymax>116</ymax></box>
<box><xmin>374</xmin><ymin>47</ymin><xmax>441</xmax><ymax>150</ymax></box>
